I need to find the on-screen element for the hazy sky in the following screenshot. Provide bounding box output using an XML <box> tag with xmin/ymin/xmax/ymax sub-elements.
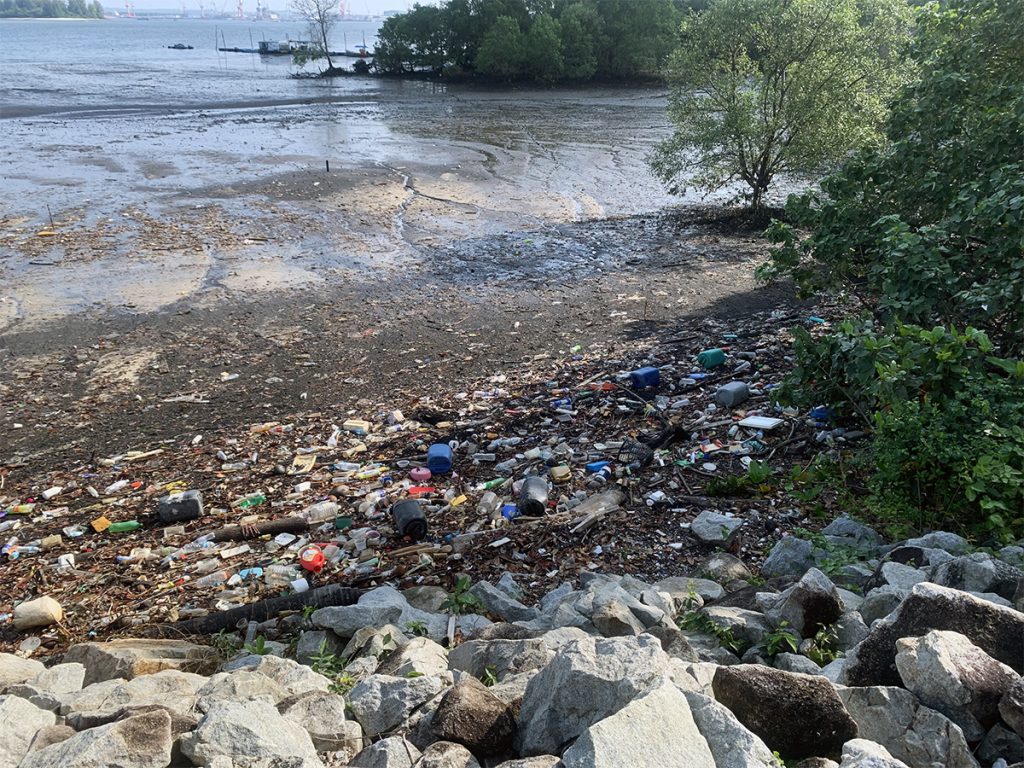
<box><xmin>124</xmin><ymin>0</ymin><xmax>415</xmax><ymax>11</ymax></box>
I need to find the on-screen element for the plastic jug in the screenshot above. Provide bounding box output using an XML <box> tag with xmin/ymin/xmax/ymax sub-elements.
<box><xmin>392</xmin><ymin>499</ymin><xmax>428</xmax><ymax>540</ymax></box>
<box><xmin>426</xmin><ymin>443</ymin><xmax>454</xmax><ymax>474</ymax></box>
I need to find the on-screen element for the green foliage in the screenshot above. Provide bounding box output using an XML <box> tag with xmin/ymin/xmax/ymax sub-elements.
<box><xmin>373</xmin><ymin>0</ymin><xmax>681</xmax><ymax>82</ymax></box>
<box><xmin>761</xmin><ymin>0</ymin><xmax>1024</xmax><ymax>354</ymax></box>
<box><xmin>441</xmin><ymin>575</ymin><xmax>486</xmax><ymax>615</ymax></box>
<box><xmin>779</xmin><ymin>321</ymin><xmax>1024</xmax><ymax>541</ymax></box>
<box><xmin>804</xmin><ymin>624</ymin><xmax>842</xmax><ymax>666</ymax></box>
<box><xmin>706</xmin><ymin>459</ymin><xmax>774</xmax><ymax>497</ymax></box>
<box><xmin>475</xmin><ymin>16</ymin><xmax>528</xmax><ymax>80</ymax></box>
<box><xmin>481</xmin><ymin>665</ymin><xmax>499</xmax><ymax>687</ymax></box>
<box><xmin>0</xmin><ymin>0</ymin><xmax>103</xmax><ymax>17</ymax></box>
<box><xmin>309</xmin><ymin>640</ymin><xmax>357</xmax><ymax>695</ymax></box>
<box><xmin>210</xmin><ymin>630</ymin><xmax>241</xmax><ymax>660</ymax></box>
<box><xmin>405</xmin><ymin>620</ymin><xmax>429</xmax><ymax>637</ymax></box>
<box><xmin>291</xmin><ymin>0</ymin><xmax>339</xmax><ymax>71</ymax></box>
<box><xmin>650</xmin><ymin>0</ymin><xmax>912</xmax><ymax>209</ymax></box>
<box><xmin>870</xmin><ymin>372</ymin><xmax>1024</xmax><ymax>542</ymax></box>
<box><xmin>678</xmin><ymin>609</ymin><xmax>743</xmax><ymax>653</ymax></box>
<box><xmin>761</xmin><ymin>621</ymin><xmax>799</xmax><ymax>659</ymax></box>
<box><xmin>243</xmin><ymin>635</ymin><xmax>271</xmax><ymax>656</ymax></box>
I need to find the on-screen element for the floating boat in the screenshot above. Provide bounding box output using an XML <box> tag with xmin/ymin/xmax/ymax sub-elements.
<box><xmin>168</xmin><ymin>43</ymin><xmax>194</xmax><ymax>49</ymax></box>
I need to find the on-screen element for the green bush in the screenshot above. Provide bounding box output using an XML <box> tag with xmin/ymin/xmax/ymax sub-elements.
<box><xmin>760</xmin><ymin>0</ymin><xmax>1024</xmax><ymax>356</ymax></box>
<box><xmin>870</xmin><ymin>374</ymin><xmax>1024</xmax><ymax>542</ymax></box>
<box><xmin>780</xmin><ymin>320</ymin><xmax>1024</xmax><ymax>540</ymax></box>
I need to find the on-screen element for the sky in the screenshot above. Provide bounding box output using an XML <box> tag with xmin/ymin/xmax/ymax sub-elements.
<box><xmin>122</xmin><ymin>0</ymin><xmax>415</xmax><ymax>11</ymax></box>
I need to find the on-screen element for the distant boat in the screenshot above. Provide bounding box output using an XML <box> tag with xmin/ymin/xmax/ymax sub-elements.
<box><xmin>168</xmin><ymin>43</ymin><xmax>194</xmax><ymax>50</ymax></box>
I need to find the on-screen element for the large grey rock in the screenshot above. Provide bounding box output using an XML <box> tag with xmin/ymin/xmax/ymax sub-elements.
<box><xmin>348</xmin><ymin>673</ymin><xmax>445</xmax><ymax>738</ymax></box>
<box><xmin>834</xmin><ymin>612</ymin><xmax>870</xmax><ymax>652</ymax></box>
<box><xmin>858</xmin><ymin>586</ymin><xmax>909</xmax><ymax>626</ymax></box>
<box><xmin>469</xmin><ymin>582</ymin><xmax>539</xmax><ymax>623</ymax></box>
<box><xmin>376</xmin><ymin>637</ymin><xmax>449</xmax><ymax>679</ymax></box>
<box><xmin>644</xmin><ymin>626</ymin><xmax>700</xmax><ymax>663</ymax></box>
<box><xmin>414</xmin><ymin>741</ymin><xmax>481</xmax><ymax>768</ymax></box>
<box><xmin>492</xmin><ymin>759</ymin><xmax>560</xmax><ymax>768</ymax></box>
<box><xmin>28</xmin><ymin>663</ymin><xmax>86</xmax><ymax>695</ymax></box>
<box><xmin>2</xmin><ymin>684</ymin><xmax>62</xmax><ymax>714</ymax></box>
<box><xmin>518</xmin><ymin>634</ymin><xmax>670</xmax><ymax>755</ymax></box>
<box><xmin>879</xmin><ymin>561</ymin><xmax>929</xmax><ymax>591</ymax></box>
<box><xmin>1001</xmin><ymin>676</ymin><xmax>1024</xmax><ymax>737</ymax></box>
<box><xmin>197</xmin><ymin>670</ymin><xmax>289</xmax><ymax>709</ymax></box>
<box><xmin>838</xmin><ymin>685</ymin><xmax>979</xmax><ymax>768</ymax></box>
<box><xmin>63</xmin><ymin>638</ymin><xmax>219</xmax><ymax>685</ymax></box>
<box><xmin>0</xmin><ymin>654</ymin><xmax>45</xmax><ymax>687</ymax></box>
<box><xmin>0</xmin><ymin>695</ymin><xmax>57</xmax><ymax>768</ymax></box>
<box><xmin>691</xmin><ymin>510</ymin><xmax>744</xmax><ymax>545</ymax></box>
<box><xmin>19</xmin><ymin>709</ymin><xmax>172</xmax><ymax>768</ymax></box>
<box><xmin>683</xmin><ymin>691</ymin><xmax>778</xmax><ymax>767</ymax></box>
<box><xmin>655</xmin><ymin>576</ymin><xmax>726</xmax><ymax>604</ymax></box>
<box><xmin>349</xmin><ymin>736</ymin><xmax>421</xmax><ymax>768</ymax></box>
<box><xmin>404</xmin><ymin>586</ymin><xmax>450</xmax><ymax>613</ymax></box>
<box><xmin>837</xmin><ymin>739</ymin><xmax>910</xmax><ymax>768</ymax></box>
<box><xmin>448</xmin><ymin>638</ymin><xmax>553</xmax><ymax>682</ymax></box>
<box><xmin>61</xmin><ymin>669</ymin><xmax>205</xmax><ymax>727</ymax></box>
<box><xmin>311</xmin><ymin>604</ymin><xmax>404</xmax><ymax>639</ymax></box>
<box><xmin>342</xmin><ymin>624</ymin><xmax>410</xmax><ymax>662</ymax></box>
<box><xmin>25</xmin><ymin>724</ymin><xmax>76</xmax><ymax>754</ymax></box>
<box><xmin>761</xmin><ymin>537</ymin><xmax>816</xmax><ymax>578</ymax></box>
<box><xmin>895</xmin><ymin>629</ymin><xmax>1019</xmax><ymax>741</ymax></box>
<box><xmin>295</xmin><ymin>630</ymin><xmax>346</xmax><ymax>666</ymax></box>
<box><xmin>218</xmin><ymin>654</ymin><xmax>331</xmax><ymax>696</ymax></box>
<box><xmin>431</xmin><ymin>677</ymin><xmax>515</xmax><ymax>756</ymax></box>
<box><xmin>822</xmin><ymin>516</ymin><xmax>884</xmax><ymax>551</ymax></box>
<box><xmin>180</xmin><ymin>699</ymin><xmax>322</xmax><ymax>766</ymax></box>
<box><xmin>316</xmin><ymin>586</ymin><xmax>490</xmax><ymax>643</ymax></box>
<box><xmin>758</xmin><ymin>568</ymin><xmax>845</xmax><ymax>637</ymax></box>
<box><xmin>932</xmin><ymin>553</ymin><xmax>1024</xmax><ymax>601</ymax></box>
<box><xmin>844</xmin><ymin>583</ymin><xmax>1024</xmax><ymax>686</ymax></box>
<box><xmin>905</xmin><ymin>532</ymin><xmax>970</xmax><ymax>555</ymax></box>
<box><xmin>561</xmin><ymin>680</ymin><xmax>715</xmax><ymax>768</ymax></box>
<box><xmin>278</xmin><ymin>690</ymin><xmax>352</xmax><ymax>752</ymax></box>
<box><xmin>712</xmin><ymin>664</ymin><xmax>858</xmax><ymax>760</ymax></box>
<box><xmin>979</xmin><ymin>724</ymin><xmax>1024</xmax><ymax>765</ymax></box>
<box><xmin>774</xmin><ymin>653</ymin><xmax>824</xmax><ymax>676</ymax></box>
<box><xmin>591</xmin><ymin>595</ymin><xmax>647</xmax><ymax>637</ymax></box>
<box><xmin>702</xmin><ymin>606</ymin><xmax>772</xmax><ymax>650</ymax></box>
<box><xmin>699</xmin><ymin>552</ymin><xmax>753</xmax><ymax>583</ymax></box>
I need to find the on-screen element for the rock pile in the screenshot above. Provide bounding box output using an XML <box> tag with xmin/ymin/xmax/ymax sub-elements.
<box><xmin>1</xmin><ymin>521</ymin><xmax>1023</xmax><ymax>768</ymax></box>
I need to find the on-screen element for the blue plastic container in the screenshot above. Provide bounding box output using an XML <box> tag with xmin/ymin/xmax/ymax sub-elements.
<box><xmin>585</xmin><ymin>461</ymin><xmax>610</xmax><ymax>474</ymax></box>
<box><xmin>629</xmin><ymin>366</ymin><xmax>660</xmax><ymax>389</ymax></box>
<box><xmin>426</xmin><ymin>443</ymin><xmax>454</xmax><ymax>474</ymax></box>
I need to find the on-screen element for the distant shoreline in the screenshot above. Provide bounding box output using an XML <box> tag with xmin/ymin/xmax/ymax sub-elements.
<box><xmin>0</xmin><ymin>16</ymin><xmax>104</xmax><ymax>20</ymax></box>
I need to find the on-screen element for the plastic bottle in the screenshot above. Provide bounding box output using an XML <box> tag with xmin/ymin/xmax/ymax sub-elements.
<box><xmin>476</xmin><ymin>491</ymin><xmax>500</xmax><ymax>517</ymax></box>
<box><xmin>518</xmin><ymin>476</ymin><xmax>549</xmax><ymax>516</ymax></box>
<box><xmin>697</xmin><ymin>348</ymin><xmax>727</xmax><ymax>369</ymax></box>
<box><xmin>194</xmin><ymin>570</ymin><xmax>231</xmax><ymax>588</ymax></box>
<box><xmin>426</xmin><ymin>443</ymin><xmax>454</xmax><ymax>474</ymax></box>
<box><xmin>265</xmin><ymin>564</ymin><xmax>298</xmax><ymax>587</ymax></box>
<box><xmin>302</xmin><ymin>501</ymin><xmax>340</xmax><ymax>524</ymax></box>
<box><xmin>108</xmin><ymin>521</ymin><xmax>141</xmax><ymax>533</ymax></box>
<box><xmin>235</xmin><ymin>492</ymin><xmax>266</xmax><ymax>509</ymax></box>
<box><xmin>392</xmin><ymin>499</ymin><xmax>428</xmax><ymax>540</ymax></box>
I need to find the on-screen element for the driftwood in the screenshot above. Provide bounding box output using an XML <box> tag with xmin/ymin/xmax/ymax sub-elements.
<box><xmin>211</xmin><ymin>517</ymin><xmax>310</xmax><ymax>542</ymax></box>
<box><xmin>149</xmin><ymin>583</ymin><xmax>361</xmax><ymax>637</ymax></box>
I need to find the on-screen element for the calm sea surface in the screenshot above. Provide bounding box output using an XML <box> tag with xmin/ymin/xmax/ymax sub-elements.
<box><xmin>0</xmin><ymin>17</ymin><xmax>383</xmax><ymax>112</ymax></box>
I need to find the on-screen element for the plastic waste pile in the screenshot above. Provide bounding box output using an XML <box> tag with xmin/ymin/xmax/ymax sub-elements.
<box><xmin>1</xmin><ymin>309</ymin><xmax>861</xmax><ymax>652</ymax></box>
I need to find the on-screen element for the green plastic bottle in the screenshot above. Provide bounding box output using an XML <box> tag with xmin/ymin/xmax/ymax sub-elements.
<box><xmin>697</xmin><ymin>348</ymin><xmax>727</xmax><ymax>369</ymax></box>
<box><xmin>108</xmin><ymin>521</ymin><xmax>141</xmax><ymax>533</ymax></box>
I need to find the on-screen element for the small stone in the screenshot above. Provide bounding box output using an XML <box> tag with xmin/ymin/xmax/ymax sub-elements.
<box><xmin>837</xmin><ymin>739</ymin><xmax>910</xmax><ymax>768</ymax></box>
<box><xmin>1000</xmin><ymin>676</ymin><xmax>1024</xmax><ymax>737</ymax></box>
<box><xmin>691</xmin><ymin>511</ymin><xmax>744</xmax><ymax>546</ymax></box>
<box><xmin>414</xmin><ymin>740</ymin><xmax>481</xmax><ymax>768</ymax></box>
<box><xmin>698</xmin><ymin>552</ymin><xmax>753</xmax><ymax>583</ymax></box>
